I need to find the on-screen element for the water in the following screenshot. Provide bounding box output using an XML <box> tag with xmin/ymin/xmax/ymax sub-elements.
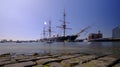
<box><xmin>0</xmin><ymin>42</ymin><xmax>120</xmax><ymax>56</ymax></box>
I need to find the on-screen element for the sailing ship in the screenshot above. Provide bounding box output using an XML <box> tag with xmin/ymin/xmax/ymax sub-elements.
<box><xmin>40</xmin><ymin>10</ymin><xmax>90</xmax><ymax>42</ymax></box>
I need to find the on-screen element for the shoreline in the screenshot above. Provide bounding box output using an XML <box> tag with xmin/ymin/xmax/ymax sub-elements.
<box><xmin>0</xmin><ymin>52</ymin><xmax>120</xmax><ymax>67</ymax></box>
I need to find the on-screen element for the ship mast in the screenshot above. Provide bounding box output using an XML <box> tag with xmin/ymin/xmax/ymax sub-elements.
<box><xmin>57</xmin><ymin>9</ymin><xmax>71</xmax><ymax>36</ymax></box>
<box><xmin>48</xmin><ymin>20</ymin><xmax>52</xmax><ymax>37</ymax></box>
<box><xmin>43</xmin><ymin>22</ymin><xmax>47</xmax><ymax>38</ymax></box>
<box><xmin>63</xmin><ymin>9</ymin><xmax>66</xmax><ymax>36</ymax></box>
<box><xmin>43</xmin><ymin>26</ymin><xmax>46</xmax><ymax>38</ymax></box>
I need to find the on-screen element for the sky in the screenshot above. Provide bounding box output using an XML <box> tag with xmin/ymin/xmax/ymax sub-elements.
<box><xmin>0</xmin><ymin>0</ymin><xmax>120</xmax><ymax>40</ymax></box>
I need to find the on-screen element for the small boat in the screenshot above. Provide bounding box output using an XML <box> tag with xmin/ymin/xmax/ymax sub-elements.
<box><xmin>46</xmin><ymin>40</ymin><xmax>53</xmax><ymax>43</ymax></box>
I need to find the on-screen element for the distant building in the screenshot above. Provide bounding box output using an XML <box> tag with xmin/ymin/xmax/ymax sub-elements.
<box><xmin>112</xmin><ymin>26</ymin><xmax>120</xmax><ymax>38</ymax></box>
<box><xmin>88</xmin><ymin>31</ymin><xmax>103</xmax><ymax>40</ymax></box>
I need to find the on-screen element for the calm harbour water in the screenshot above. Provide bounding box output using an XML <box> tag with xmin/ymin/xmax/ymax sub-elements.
<box><xmin>0</xmin><ymin>42</ymin><xmax>120</xmax><ymax>56</ymax></box>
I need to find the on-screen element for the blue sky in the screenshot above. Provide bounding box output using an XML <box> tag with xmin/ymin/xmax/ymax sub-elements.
<box><xmin>0</xmin><ymin>0</ymin><xmax>120</xmax><ymax>40</ymax></box>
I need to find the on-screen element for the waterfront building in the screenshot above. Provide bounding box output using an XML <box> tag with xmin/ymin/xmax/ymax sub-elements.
<box><xmin>112</xmin><ymin>26</ymin><xmax>120</xmax><ymax>38</ymax></box>
<box><xmin>88</xmin><ymin>31</ymin><xmax>103</xmax><ymax>40</ymax></box>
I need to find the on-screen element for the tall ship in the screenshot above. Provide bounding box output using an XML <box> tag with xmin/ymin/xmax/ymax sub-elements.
<box><xmin>40</xmin><ymin>10</ymin><xmax>90</xmax><ymax>42</ymax></box>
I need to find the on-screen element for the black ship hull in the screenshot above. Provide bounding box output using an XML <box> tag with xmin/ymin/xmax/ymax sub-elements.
<box><xmin>40</xmin><ymin>35</ymin><xmax>78</xmax><ymax>42</ymax></box>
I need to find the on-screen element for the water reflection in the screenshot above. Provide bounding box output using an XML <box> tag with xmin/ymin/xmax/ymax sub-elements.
<box><xmin>111</xmin><ymin>42</ymin><xmax>120</xmax><ymax>57</ymax></box>
<box><xmin>89</xmin><ymin>42</ymin><xmax>102</xmax><ymax>47</ymax></box>
<box><xmin>0</xmin><ymin>42</ymin><xmax>120</xmax><ymax>56</ymax></box>
<box><xmin>112</xmin><ymin>42</ymin><xmax>120</xmax><ymax>47</ymax></box>
<box><xmin>86</xmin><ymin>42</ymin><xmax>120</xmax><ymax>56</ymax></box>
